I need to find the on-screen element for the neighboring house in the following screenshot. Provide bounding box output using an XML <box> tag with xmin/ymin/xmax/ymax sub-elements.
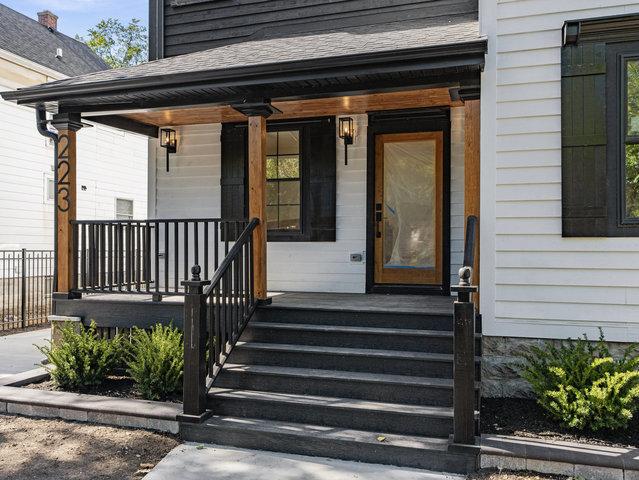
<box><xmin>2</xmin><ymin>0</ymin><xmax>639</xmax><ymax>474</ymax></box>
<box><xmin>0</xmin><ymin>4</ymin><xmax>148</xmax><ymax>251</ymax></box>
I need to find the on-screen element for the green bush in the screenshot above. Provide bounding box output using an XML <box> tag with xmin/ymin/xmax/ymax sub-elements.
<box><xmin>37</xmin><ymin>321</ymin><xmax>123</xmax><ymax>390</ymax></box>
<box><xmin>521</xmin><ymin>330</ymin><xmax>639</xmax><ymax>431</ymax></box>
<box><xmin>126</xmin><ymin>324</ymin><xmax>183</xmax><ymax>401</ymax></box>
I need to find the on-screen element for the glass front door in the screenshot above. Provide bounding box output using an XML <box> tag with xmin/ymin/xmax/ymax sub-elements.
<box><xmin>374</xmin><ymin>132</ymin><xmax>443</xmax><ymax>286</ymax></box>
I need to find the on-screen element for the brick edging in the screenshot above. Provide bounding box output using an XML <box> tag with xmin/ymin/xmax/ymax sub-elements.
<box><xmin>481</xmin><ymin>434</ymin><xmax>639</xmax><ymax>480</ymax></box>
<box><xmin>0</xmin><ymin>377</ymin><xmax>181</xmax><ymax>434</ymax></box>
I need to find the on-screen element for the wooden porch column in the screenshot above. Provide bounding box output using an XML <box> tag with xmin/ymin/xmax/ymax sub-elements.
<box><xmin>51</xmin><ymin>113</ymin><xmax>83</xmax><ymax>295</ymax></box>
<box><xmin>248</xmin><ymin>115</ymin><xmax>268</xmax><ymax>301</ymax></box>
<box><xmin>464</xmin><ymin>99</ymin><xmax>480</xmax><ymax>307</ymax></box>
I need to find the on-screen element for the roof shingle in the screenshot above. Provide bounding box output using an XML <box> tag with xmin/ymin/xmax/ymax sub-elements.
<box><xmin>0</xmin><ymin>3</ymin><xmax>108</xmax><ymax>77</ymax></box>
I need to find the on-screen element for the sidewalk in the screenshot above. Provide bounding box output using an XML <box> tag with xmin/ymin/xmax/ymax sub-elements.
<box><xmin>0</xmin><ymin>328</ymin><xmax>49</xmax><ymax>375</ymax></box>
<box><xmin>144</xmin><ymin>444</ymin><xmax>464</xmax><ymax>480</ymax></box>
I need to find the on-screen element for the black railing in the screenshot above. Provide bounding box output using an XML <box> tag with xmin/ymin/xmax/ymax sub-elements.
<box><xmin>182</xmin><ymin>218</ymin><xmax>259</xmax><ymax>419</ymax></box>
<box><xmin>71</xmin><ymin>218</ymin><xmax>249</xmax><ymax>296</ymax></box>
<box><xmin>0</xmin><ymin>249</ymin><xmax>54</xmax><ymax>331</ymax></box>
<box><xmin>450</xmin><ymin>215</ymin><xmax>479</xmax><ymax>446</ymax></box>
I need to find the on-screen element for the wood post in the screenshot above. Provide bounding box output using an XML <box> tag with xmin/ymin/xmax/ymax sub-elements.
<box><xmin>247</xmin><ymin>115</ymin><xmax>267</xmax><ymax>301</ymax></box>
<box><xmin>51</xmin><ymin>113</ymin><xmax>83</xmax><ymax>295</ymax></box>
<box><xmin>464</xmin><ymin>99</ymin><xmax>480</xmax><ymax>308</ymax></box>
<box><xmin>181</xmin><ymin>266</ymin><xmax>210</xmax><ymax>420</ymax></box>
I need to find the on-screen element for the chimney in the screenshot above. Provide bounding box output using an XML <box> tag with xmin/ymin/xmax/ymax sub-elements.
<box><xmin>37</xmin><ymin>10</ymin><xmax>58</xmax><ymax>31</ymax></box>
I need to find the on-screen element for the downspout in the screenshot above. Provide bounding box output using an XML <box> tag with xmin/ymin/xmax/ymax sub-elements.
<box><xmin>35</xmin><ymin>105</ymin><xmax>59</xmax><ymax>292</ymax></box>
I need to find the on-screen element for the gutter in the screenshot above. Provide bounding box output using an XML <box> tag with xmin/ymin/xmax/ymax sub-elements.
<box><xmin>0</xmin><ymin>40</ymin><xmax>487</xmax><ymax>105</ymax></box>
<box><xmin>35</xmin><ymin>105</ymin><xmax>59</xmax><ymax>292</ymax></box>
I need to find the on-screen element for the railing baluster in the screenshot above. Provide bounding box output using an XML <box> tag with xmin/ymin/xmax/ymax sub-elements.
<box><xmin>183</xmin><ymin>221</ymin><xmax>189</xmax><ymax>287</ymax></box>
<box><xmin>164</xmin><ymin>221</ymin><xmax>169</xmax><ymax>293</ymax></box>
<box><xmin>154</xmin><ymin>221</ymin><xmax>160</xmax><ymax>294</ymax></box>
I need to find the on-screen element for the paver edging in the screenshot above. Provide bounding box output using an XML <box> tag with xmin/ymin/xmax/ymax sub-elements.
<box><xmin>481</xmin><ymin>434</ymin><xmax>639</xmax><ymax>480</ymax></box>
<box><xmin>0</xmin><ymin>374</ymin><xmax>181</xmax><ymax>434</ymax></box>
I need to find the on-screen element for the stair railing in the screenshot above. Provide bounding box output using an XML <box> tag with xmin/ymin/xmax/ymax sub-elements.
<box><xmin>450</xmin><ymin>215</ymin><xmax>478</xmax><ymax>447</ymax></box>
<box><xmin>181</xmin><ymin>218</ymin><xmax>259</xmax><ymax>421</ymax></box>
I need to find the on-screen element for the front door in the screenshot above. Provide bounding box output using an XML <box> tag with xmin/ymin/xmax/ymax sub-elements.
<box><xmin>373</xmin><ymin>131</ymin><xmax>444</xmax><ymax>286</ymax></box>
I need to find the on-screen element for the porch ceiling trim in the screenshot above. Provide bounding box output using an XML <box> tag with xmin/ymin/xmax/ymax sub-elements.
<box><xmin>0</xmin><ymin>40</ymin><xmax>486</xmax><ymax>112</ymax></box>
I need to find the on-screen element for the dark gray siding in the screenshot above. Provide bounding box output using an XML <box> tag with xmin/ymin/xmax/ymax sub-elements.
<box><xmin>149</xmin><ymin>0</ymin><xmax>478</xmax><ymax>59</ymax></box>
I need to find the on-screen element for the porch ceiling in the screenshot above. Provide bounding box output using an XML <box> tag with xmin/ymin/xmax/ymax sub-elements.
<box><xmin>116</xmin><ymin>88</ymin><xmax>461</xmax><ymax>127</ymax></box>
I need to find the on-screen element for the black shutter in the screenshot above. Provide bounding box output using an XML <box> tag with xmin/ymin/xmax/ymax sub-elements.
<box><xmin>307</xmin><ymin>117</ymin><xmax>336</xmax><ymax>241</ymax></box>
<box><xmin>561</xmin><ymin>42</ymin><xmax>608</xmax><ymax>236</ymax></box>
<box><xmin>220</xmin><ymin>123</ymin><xmax>247</xmax><ymax>240</ymax></box>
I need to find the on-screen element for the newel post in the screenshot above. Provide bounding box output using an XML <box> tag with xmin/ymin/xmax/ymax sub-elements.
<box><xmin>450</xmin><ymin>265</ymin><xmax>479</xmax><ymax>447</ymax></box>
<box><xmin>181</xmin><ymin>265</ymin><xmax>210</xmax><ymax>421</ymax></box>
<box><xmin>51</xmin><ymin>113</ymin><xmax>83</xmax><ymax>297</ymax></box>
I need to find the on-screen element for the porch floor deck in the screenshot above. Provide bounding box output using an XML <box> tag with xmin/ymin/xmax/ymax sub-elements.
<box><xmin>79</xmin><ymin>291</ymin><xmax>454</xmax><ymax>315</ymax></box>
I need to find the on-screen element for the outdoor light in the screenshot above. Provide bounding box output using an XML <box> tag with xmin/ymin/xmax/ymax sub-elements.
<box><xmin>338</xmin><ymin>117</ymin><xmax>354</xmax><ymax>165</ymax></box>
<box><xmin>160</xmin><ymin>128</ymin><xmax>177</xmax><ymax>172</ymax></box>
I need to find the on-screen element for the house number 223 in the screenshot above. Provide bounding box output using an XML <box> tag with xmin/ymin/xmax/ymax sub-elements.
<box><xmin>57</xmin><ymin>134</ymin><xmax>71</xmax><ymax>213</ymax></box>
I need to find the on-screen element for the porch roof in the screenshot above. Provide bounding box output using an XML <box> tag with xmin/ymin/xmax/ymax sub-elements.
<box><xmin>0</xmin><ymin>14</ymin><xmax>485</xmax><ymax>112</ymax></box>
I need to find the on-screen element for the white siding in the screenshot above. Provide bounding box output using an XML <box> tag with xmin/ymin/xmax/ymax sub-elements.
<box><xmin>0</xmin><ymin>81</ymin><xmax>148</xmax><ymax>251</ymax></box>
<box><xmin>480</xmin><ymin>0</ymin><xmax>639</xmax><ymax>343</ymax></box>
<box><xmin>152</xmin><ymin>113</ymin><xmax>465</xmax><ymax>294</ymax></box>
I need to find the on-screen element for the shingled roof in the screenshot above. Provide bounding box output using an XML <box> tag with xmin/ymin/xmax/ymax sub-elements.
<box><xmin>0</xmin><ymin>3</ymin><xmax>108</xmax><ymax>77</ymax></box>
<box><xmin>1</xmin><ymin>13</ymin><xmax>485</xmax><ymax>110</ymax></box>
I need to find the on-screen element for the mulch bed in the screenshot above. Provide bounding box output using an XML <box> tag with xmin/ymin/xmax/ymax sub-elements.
<box><xmin>24</xmin><ymin>374</ymin><xmax>182</xmax><ymax>404</ymax></box>
<box><xmin>482</xmin><ymin>397</ymin><xmax>639</xmax><ymax>448</ymax></box>
<box><xmin>470</xmin><ymin>471</ymin><xmax>567</xmax><ymax>480</ymax></box>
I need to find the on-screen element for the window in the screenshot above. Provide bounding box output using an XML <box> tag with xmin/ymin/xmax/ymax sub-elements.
<box><xmin>220</xmin><ymin>117</ymin><xmax>336</xmax><ymax>242</ymax></box>
<box><xmin>115</xmin><ymin>198</ymin><xmax>134</xmax><ymax>220</ymax></box>
<box><xmin>266</xmin><ymin>130</ymin><xmax>301</xmax><ymax>231</ymax></box>
<box><xmin>561</xmin><ymin>15</ymin><xmax>639</xmax><ymax>237</ymax></box>
<box><xmin>43</xmin><ymin>174</ymin><xmax>54</xmax><ymax>203</ymax></box>
<box><xmin>624</xmin><ymin>58</ymin><xmax>639</xmax><ymax>221</ymax></box>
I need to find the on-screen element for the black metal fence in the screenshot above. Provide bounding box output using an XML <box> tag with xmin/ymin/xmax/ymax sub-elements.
<box><xmin>0</xmin><ymin>249</ymin><xmax>54</xmax><ymax>332</ymax></box>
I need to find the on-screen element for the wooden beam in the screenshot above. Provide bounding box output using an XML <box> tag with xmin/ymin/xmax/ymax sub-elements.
<box><xmin>88</xmin><ymin>115</ymin><xmax>159</xmax><ymax>137</ymax></box>
<box><xmin>123</xmin><ymin>88</ymin><xmax>459</xmax><ymax>126</ymax></box>
<box><xmin>463</xmin><ymin>99</ymin><xmax>480</xmax><ymax>308</ymax></box>
<box><xmin>51</xmin><ymin>113</ymin><xmax>83</xmax><ymax>295</ymax></box>
<box><xmin>248</xmin><ymin>116</ymin><xmax>268</xmax><ymax>301</ymax></box>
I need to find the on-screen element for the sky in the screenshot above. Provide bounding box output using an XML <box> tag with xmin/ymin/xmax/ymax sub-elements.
<box><xmin>2</xmin><ymin>0</ymin><xmax>148</xmax><ymax>39</ymax></box>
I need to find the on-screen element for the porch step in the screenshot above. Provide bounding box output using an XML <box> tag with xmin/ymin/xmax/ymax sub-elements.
<box><xmin>243</xmin><ymin>322</ymin><xmax>481</xmax><ymax>353</ymax></box>
<box><xmin>207</xmin><ymin>388</ymin><xmax>465</xmax><ymax>437</ymax></box>
<box><xmin>214</xmin><ymin>363</ymin><xmax>480</xmax><ymax>407</ymax></box>
<box><xmin>232</xmin><ymin>341</ymin><xmax>481</xmax><ymax>378</ymax></box>
<box><xmin>180</xmin><ymin>415</ymin><xmax>478</xmax><ymax>474</ymax></box>
<box><xmin>254</xmin><ymin>306</ymin><xmax>453</xmax><ymax>330</ymax></box>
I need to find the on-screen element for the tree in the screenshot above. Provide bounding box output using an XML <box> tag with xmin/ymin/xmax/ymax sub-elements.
<box><xmin>78</xmin><ymin>18</ymin><xmax>147</xmax><ymax>69</ymax></box>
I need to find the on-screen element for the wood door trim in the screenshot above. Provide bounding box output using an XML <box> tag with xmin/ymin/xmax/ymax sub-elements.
<box><xmin>373</xmin><ymin>131</ymin><xmax>444</xmax><ymax>286</ymax></box>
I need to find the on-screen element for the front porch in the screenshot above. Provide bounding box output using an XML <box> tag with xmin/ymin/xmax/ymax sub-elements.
<box><xmin>1</xmin><ymin>21</ymin><xmax>485</xmax><ymax>472</ymax></box>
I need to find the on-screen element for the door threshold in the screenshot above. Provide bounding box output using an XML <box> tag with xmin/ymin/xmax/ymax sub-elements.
<box><xmin>369</xmin><ymin>285</ymin><xmax>448</xmax><ymax>296</ymax></box>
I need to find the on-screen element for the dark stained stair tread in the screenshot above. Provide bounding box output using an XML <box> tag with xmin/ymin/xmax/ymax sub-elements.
<box><xmin>247</xmin><ymin>322</ymin><xmax>477</xmax><ymax>337</ymax></box>
<box><xmin>219</xmin><ymin>363</ymin><xmax>471</xmax><ymax>388</ymax></box>
<box><xmin>208</xmin><ymin>387</ymin><xmax>464</xmax><ymax>418</ymax></box>
<box><xmin>234</xmin><ymin>341</ymin><xmax>481</xmax><ymax>362</ymax></box>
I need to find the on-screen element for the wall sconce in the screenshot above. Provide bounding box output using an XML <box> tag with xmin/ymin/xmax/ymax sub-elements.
<box><xmin>338</xmin><ymin>117</ymin><xmax>354</xmax><ymax>165</ymax></box>
<box><xmin>160</xmin><ymin>128</ymin><xmax>177</xmax><ymax>172</ymax></box>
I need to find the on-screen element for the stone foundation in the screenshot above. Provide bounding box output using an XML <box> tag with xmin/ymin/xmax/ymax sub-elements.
<box><xmin>481</xmin><ymin>336</ymin><xmax>634</xmax><ymax>398</ymax></box>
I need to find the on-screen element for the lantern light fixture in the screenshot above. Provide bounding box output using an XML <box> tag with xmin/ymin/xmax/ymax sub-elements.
<box><xmin>338</xmin><ymin>117</ymin><xmax>354</xmax><ymax>165</ymax></box>
<box><xmin>160</xmin><ymin>128</ymin><xmax>177</xmax><ymax>172</ymax></box>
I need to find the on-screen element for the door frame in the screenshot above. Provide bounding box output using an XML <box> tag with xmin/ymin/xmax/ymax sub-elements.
<box><xmin>365</xmin><ymin>108</ymin><xmax>451</xmax><ymax>295</ymax></box>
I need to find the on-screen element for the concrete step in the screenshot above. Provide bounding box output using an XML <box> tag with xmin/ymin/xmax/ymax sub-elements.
<box><xmin>180</xmin><ymin>415</ymin><xmax>478</xmax><ymax>474</ymax></box>
<box><xmin>214</xmin><ymin>363</ymin><xmax>481</xmax><ymax>406</ymax></box>
<box><xmin>230</xmin><ymin>341</ymin><xmax>481</xmax><ymax>378</ymax></box>
<box><xmin>253</xmin><ymin>305</ymin><xmax>453</xmax><ymax>331</ymax></box>
<box><xmin>207</xmin><ymin>388</ymin><xmax>462</xmax><ymax>437</ymax></box>
<box><xmin>243</xmin><ymin>323</ymin><xmax>481</xmax><ymax>353</ymax></box>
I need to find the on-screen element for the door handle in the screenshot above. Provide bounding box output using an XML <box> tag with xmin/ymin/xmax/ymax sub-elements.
<box><xmin>375</xmin><ymin>210</ymin><xmax>382</xmax><ymax>238</ymax></box>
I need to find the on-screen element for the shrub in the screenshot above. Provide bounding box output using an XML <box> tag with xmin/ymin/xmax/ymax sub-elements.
<box><xmin>126</xmin><ymin>324</ymin><xmax>183</xmax><ymax>401</ymax></box>
<box><xmin>521</xmin><ymin>330</ymin><xmax>639</xmax><ymax>431</ymax></box>
<box><xmin>37</xmin><ymin>321</ymin><xmax>123</xmax><ymax>390</ymax></box>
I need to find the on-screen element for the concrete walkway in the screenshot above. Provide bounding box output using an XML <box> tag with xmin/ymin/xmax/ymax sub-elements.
<box><xmin>144</xmin><ymin>444</ymin><xmax>464</xmax><ymax>480</ymax></box>
<box><xmin>0</xmin><ymin>328</ymin><xmax>49</xmax><ymax>375</ymax></box>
